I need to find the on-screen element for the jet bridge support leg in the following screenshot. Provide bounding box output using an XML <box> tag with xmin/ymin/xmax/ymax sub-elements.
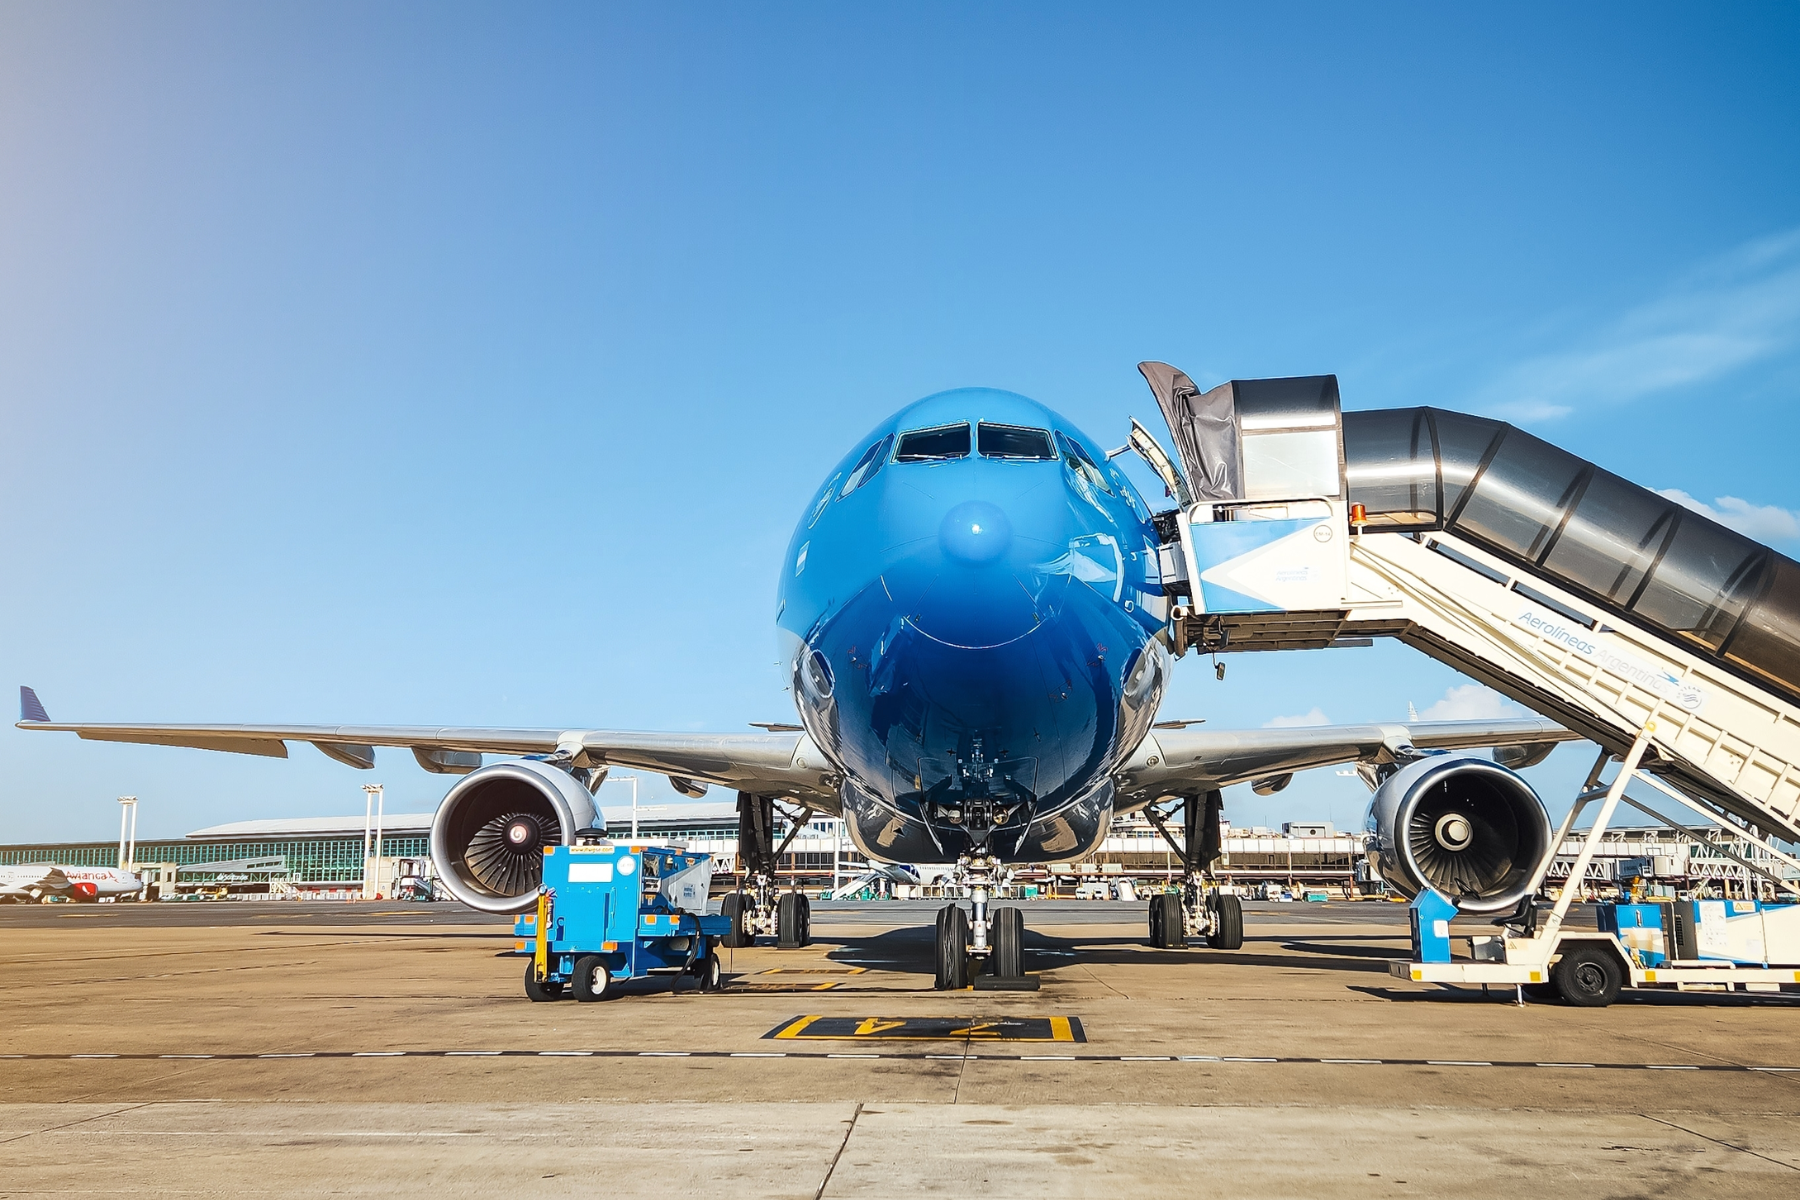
<box><xmin>1144</xmin><ymin>791</ymin><xmax>1242</xmax><ymax>950</ymax></box>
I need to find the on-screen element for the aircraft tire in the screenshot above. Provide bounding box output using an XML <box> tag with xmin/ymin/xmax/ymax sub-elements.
<box><xmin>572</xmin><ymin>955</ymin><xmax>611</xmax><ymax>1002</ymax></box>
<box><xmin>935</xmin><ymin>904</ymin><xmax>969</xmax><ymax>990</ymax></box>
<box><xmin>777</xmin><ymin>891</ymin><xmax>804</xmax><ymax>949</ymax></box>
<box><xmin>1206</xmin><ymin>893</ymin><xmax>1244</xmax><ymax>950</ymax></box>
<box><xmin>1148</xmin><ymin>895</ymin><xmax>1165</xmax><ymax>947</ymax></box>
<box><xmin>720</xmin><ymin>891</ymin><xmax>752</xmax><ymax>948</ymax></box>
<box><xmin>1159</xmin><ymin>893</ymin><xmax>1188</xmax><ymax>949</ymax></box>
<box><xmin>798</xmin><ymin>892</ymin><xmax>812</xmax><ymax>947</ymax></box>
<box><xmin>523</xmin><ymin>960</ymin><xmax>565</xmax><ymax>1002</ymax></box>
<box><xmin>991</xmin><ymin>906</ymin><xmax>1024</xmax><ymax>977</ymax></box>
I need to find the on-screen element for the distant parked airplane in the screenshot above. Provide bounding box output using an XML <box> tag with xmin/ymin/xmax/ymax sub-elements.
<box><xmin>0</xmin><ymin>863</ymin><xmax>143</xmax><ymax>903</ymax></box>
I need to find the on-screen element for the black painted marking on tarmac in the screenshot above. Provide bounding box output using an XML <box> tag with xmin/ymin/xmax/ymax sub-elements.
<box><xmin>766</xmin><ymin>1015</ymin><xmax>1085</xmax><ymax>1042</ymax></box>
<box><xmin>5</xmin><ymin>1051</ymin><xmax>1795</xmax><ymax>1074</ymax></box>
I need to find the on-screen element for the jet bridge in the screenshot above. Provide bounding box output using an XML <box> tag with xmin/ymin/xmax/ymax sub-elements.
<box><xmin>1137</xmin><ymin>363</ymin><xmax>1800</xmax><ymax>880</ymax></box>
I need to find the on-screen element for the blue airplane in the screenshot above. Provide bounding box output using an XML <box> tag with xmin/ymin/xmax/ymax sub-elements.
<box><xmin>17</xmin><ymin>367</ymin><xmax>1570</xmax><ymax>990</ymax></box>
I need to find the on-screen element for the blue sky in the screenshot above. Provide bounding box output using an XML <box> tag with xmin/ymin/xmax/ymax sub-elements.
<box><xmin>2</xmin><ymin>3</ymin><xmax>1797</xmax><ymax>842</ymax></box>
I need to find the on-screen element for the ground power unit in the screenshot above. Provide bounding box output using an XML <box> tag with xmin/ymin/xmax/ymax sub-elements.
<box><xmin>515</xmin><ymin>843</ymin><xmax>731</xmax><ymax>1002</ymax></box>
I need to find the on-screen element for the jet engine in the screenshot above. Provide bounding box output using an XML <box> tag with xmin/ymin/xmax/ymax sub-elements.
<box><xmin>1363</xmin><ymin>756</ymin><xmax>1553</xmax><ymax>917</ymax></box>
<box><xmin>430</xmin><ymin>759</ymin><xmax>598</xmax><ymax>914</ymax></box>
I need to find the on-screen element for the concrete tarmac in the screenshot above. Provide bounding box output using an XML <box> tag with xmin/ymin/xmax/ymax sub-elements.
<box><xmin>1</xmin><ymin>898</ymin><xmax>1795</xmax><ymax>1197</ymax></box>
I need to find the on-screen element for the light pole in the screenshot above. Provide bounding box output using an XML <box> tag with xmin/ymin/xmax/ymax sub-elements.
<box><xmin>599</xmin><ymin>774</ymin><xmax>639</xmax><ymax>840</ymax></box>
<box><xmin>361</xmin><ymin>784</ymin><xmax>384</xmax><ymax>899</ymax></box>
<box><xmin>117</xmin><ymin>797</ymin><xmax>138</xmax><ymax>871</ymax></box>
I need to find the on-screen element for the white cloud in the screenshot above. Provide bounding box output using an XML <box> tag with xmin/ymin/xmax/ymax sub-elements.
<box><xmin>1415</xmin><ymin>684</ymin><xmax>1518</xmax><ymax>722</ymax></box>
<box><xmin>1473</xmin><ymin>228</ymin><xmax>1800</xmax><ymax>422</ymax></box>
<box><xmin>1656</xmin><ymin>488</ymin><xmax>1800</xmax><ymax>545</ymax></box>
<box><xmin>1263</xmin><ymin>706</ymin><xmax>1330</xmax><ymax>728</ymax></box>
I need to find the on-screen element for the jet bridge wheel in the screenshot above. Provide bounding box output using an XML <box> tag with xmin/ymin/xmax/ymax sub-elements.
<box><xmin>935</xmin><ymin>904</ymin><xmax>970</xmax><ymax>990</ymax></box>
<box><xmin>1206</xmin><ymin>893</ymin><xmax>1244</xmax><ymax>950</ymax></box>
<box><xmin>991</xmin><ymin>906</ymin><xmax>1025</xmax><ymax>978</ymax></box>
<box><xmin>523</xmin><ymin>960</ymin><xmax>565</xmax><ymax>1002</ymax></box>
<box><xmin>1551</xmin><ymin>942</ymin><xmax>1622</xmax><ymax>1008</ymax></box>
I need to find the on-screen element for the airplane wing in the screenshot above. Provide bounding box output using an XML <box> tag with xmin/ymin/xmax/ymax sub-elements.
<box><xmin>1117</xmin><ymin>717</ymin><xmax>1579</xmax><ymax>806</ymax></box>
<box><xmin>15</xmin><ymin>687</ymin><xmax>840</xmax><ymax>808</ymax></box>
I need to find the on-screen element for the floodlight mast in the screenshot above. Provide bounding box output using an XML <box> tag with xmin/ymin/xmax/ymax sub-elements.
<box><xmin>116</xmin><ymin>796</ymin><xmax>138</xmax><ymax>871</ymax></box>
<box><xmin>361</xmin><ymin>784</ymin><xmax>384</xmax><ymax>899</ymax></box>
<box><xmin>600</xmin><ymin>774</ymin><xmax>640</xmax><ymax>840</ymax></box>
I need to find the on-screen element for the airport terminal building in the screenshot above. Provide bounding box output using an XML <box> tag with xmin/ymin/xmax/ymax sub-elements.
<box><xmin>4</xmin><ymin>802</ymin><xmax>1788</xmax><ymax>900</ymax></box>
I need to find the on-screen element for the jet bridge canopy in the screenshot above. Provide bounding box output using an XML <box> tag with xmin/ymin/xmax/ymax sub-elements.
<box><xmin>1342</xmin><ymin>407</ymin><xmax>1800</xmax><ymax>707</ymax></box>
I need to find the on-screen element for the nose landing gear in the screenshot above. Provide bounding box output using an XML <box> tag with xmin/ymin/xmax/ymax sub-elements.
<box><xmin>933</xmin><ymin>855</ymin><xmax>1030</xmax><ymax>989</ymax></box>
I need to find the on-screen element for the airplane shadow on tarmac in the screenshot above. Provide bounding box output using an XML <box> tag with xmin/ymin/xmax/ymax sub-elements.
<box><xmin>816</xmin><ymin>925</ymin><xmax>1398</xmax><ymax>977</ymax></box>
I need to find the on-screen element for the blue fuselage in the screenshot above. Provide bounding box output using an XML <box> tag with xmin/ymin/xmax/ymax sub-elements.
<box><xmin>778</xmin><ymin>389</ymin><xmax>1170</xmax><ymax>865</ymax></box>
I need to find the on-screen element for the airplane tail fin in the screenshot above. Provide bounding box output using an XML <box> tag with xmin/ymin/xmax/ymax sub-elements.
<box><xmin>19</xmin><ymin>686</ymin><xmax>49</xmax><ymax>724</ymax></box>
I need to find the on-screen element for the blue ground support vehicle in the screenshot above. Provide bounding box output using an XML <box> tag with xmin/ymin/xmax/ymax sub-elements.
<box><xmin>514</xmin><ymin>842</ymin><xmax>731</xmax><ymax>1002</ymax></box>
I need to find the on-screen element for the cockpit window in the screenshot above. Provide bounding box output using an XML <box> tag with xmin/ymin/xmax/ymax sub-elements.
<box><xmin>977</xmin><ymin>423</ymin><xmax>1055</xmax><ymax>460</ymax></box>
<box><xmin>839</xmin><ymin>434</ymin><xmax>895</xmax><ymax>498</ymax></box>
<box><xmin>1057</xmin><ymin>432</ymin><xmax>1113</xmax><ymax>494</ymax></box>
<box><xmin>895</xmin><ymin>423</ymin><xmax>971</xmax><ymax>462</ymax></box>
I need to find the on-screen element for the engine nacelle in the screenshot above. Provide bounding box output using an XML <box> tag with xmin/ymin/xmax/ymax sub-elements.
<box><xmin>430</xmin><ymin>759</ymin><xmax>598</xmax><ymax>914</ymax></box>
<box><xmin>1363</xmin><ymin>756</ymin><xmax>1553</xmax><ymax>916</ymax></box>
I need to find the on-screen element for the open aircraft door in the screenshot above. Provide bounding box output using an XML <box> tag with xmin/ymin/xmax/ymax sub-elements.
<box><xmin>1138</xmin><ymin>364</ymin><xmax>1353</xmax><ymax>632</ymax></box>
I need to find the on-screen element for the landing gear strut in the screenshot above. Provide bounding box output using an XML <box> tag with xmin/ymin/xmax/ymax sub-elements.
<box><xmin>932</xmin><ymin>855</ymin><xmax>1029</xmax><ymax>989</ymax></box>
<box><xmin>1144</xmin><ymin>790</ymin><xmax>1243</xmax><ymax>951</ymax></box>
<box><xmin>722</xmin><ymin>791</ymin><xmax>812</xmax><ymax>949</ymax></box>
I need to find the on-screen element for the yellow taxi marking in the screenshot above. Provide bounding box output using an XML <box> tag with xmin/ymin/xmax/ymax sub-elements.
<box><xmin>755</xmin><ymin>967</ymin><xmax>868</xmax><ymax>976</ymax></box>
<box><xmin>766</xmin><ymin>1016</ymin><xmax>1085</xmax><ymax>1043</ymax></box>
<box><xmin>730</xmin><ymin>982</ymin><xmax>842</xmax><ymax>993</ymax></box>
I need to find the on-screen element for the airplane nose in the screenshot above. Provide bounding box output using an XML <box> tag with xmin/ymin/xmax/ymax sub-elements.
<box><xmin>938</xmin><ymin>501</ymin><xmax>1013</xmax><ymax>565</ymax></box>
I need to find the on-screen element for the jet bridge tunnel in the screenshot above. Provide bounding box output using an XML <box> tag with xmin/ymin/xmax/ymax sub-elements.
<box><xmin>1340</xmin><ymin>406</ymin><xmax>1800</xmax><ymax>712</ymax></box>
<box><xmin>1138</xmin><ymin>364</ymin><xmax>1800</xmax><ymax>852</ymax></box>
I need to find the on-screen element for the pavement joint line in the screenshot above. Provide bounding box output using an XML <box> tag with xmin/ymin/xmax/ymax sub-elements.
<box><xmin>12</xmin><ymin>1051</ymin><xmax>1798</xmax><ymax>1073</ymax></box>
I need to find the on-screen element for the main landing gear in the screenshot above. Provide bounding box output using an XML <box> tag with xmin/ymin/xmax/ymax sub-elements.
<box><xmin>1143</xmin><ymin>790</ymin><xmax>1245</xmax><ymax>951</ymax></box>
<box><xmin>720</xmin><ymin>792</ymin><xmax>812</xmax><ymax>949</ymax></box>
<box><xmin>933</xmin><ymin>855</ymin><xmax>1028</xmax><ymax>990</ymax></box>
